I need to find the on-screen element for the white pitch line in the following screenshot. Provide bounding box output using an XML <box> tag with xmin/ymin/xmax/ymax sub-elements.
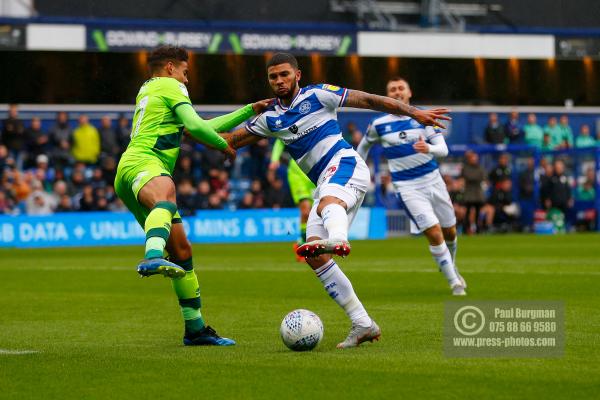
<box><xmin>0</xmin><ymin>349</ymin><xmax>39</xmax><ymax>355</ymax></box>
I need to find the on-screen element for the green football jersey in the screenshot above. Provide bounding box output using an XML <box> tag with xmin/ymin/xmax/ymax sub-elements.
<box><xmin>123</xmin><ymin>77</ymin><xmax>192</xmax><ymax>173</ymax></box>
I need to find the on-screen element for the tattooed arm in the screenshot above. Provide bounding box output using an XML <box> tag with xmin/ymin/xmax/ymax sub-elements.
<box><xmin>344</xmin><ymin>89</ymin><xmax>451</xmax><ymax>128</ymax></box>
<box><xmin>220</xmin><ymin>127</ymin><xmax>263</xmax><ymax>149</ymax></box>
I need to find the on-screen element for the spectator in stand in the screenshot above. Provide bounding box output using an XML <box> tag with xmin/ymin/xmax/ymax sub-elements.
<box><xmin>544</xmin><ymin>117</ymin><xmax>562</xmax><ymax>150</ymax></box>
<box><xmin>489</xmin><ymin>153</ymin><xmax>511</xmax><ymax>188</ymax></box>
<box><xmin>378</xmin><ymin>173</ymin><xmax>400</xmax><ymax>210</ymax></box>
<box><xmin>539</xmin><ymin>161</ymin><xmax>554</xmax><ymax>206</ymax></box>
<box><xmin>481</xmin><ymin>177</ymin><xmax>519</xmax><ymax>232</ymax></box>
<box><xmin>99</xmin><ymin>115</ymin><xmax>120</xmax><ymax>158</ymax></box>
<box><xmin>69</xmin><ymin>168</ymin><xmax>87</xmax><ymax>196</ymax></box>
<box><xmin>248</xmin><ymin>139</ymin><xmax>269</xmax><ymax>182</ymax></box>
<box><xmin>0</xmin><ymin>144</ymin><xmax>8</xmax><ymax>170</ymax></box>
<box><xmin>1</xmin><ymin>104</ymin><xmax>26</xmax><ymax>168</ymax></box>
<box><xmin>484</xmin><ymin>112</ymin><xmax>506</xmax><ymax>144</ymax></box>
<box><xmin>541</xmin><ymin>133</ymin><xmax>554</xmax><ymax>152</ymax></box>
<box><xmin>194</xmin><ymin>180</ymin><xmax>211</xmax><ymax>210</ymax></box>
<box><xmin>24</xmin><ymin>117</ymin><xmax>49</xmax><ymax>168</ymax></box>
<box><xmin>543</xmin><ymin>159</ymin><xmax>573</xmax><ymax>215</ymax></box>
<box><xmin>558</xmin><ymin>115</ymin><xmax>574</xmax><ymax>149</ymax></box>
<box><xmin>78</xmin><ymin>185</ymin><xmax>96</xmax><ymax>211</ymax></box>
<box><xmin>523</xmin><ymin>113</ymin><xmax>544</xmax><ymax>149</ymax></box>
<box><xmin>56</xmin><ymin>194</ymin><xmax>73</xmax><ymax>212</ymax></box>
<box><xmin>177</xmin><ymin>178</ymin><xmax>197</xmax><ymax>216</ymax></box>
<box><xmin>265</xmin><ymin>177</ymin><xmax>288</xmax><ymax>208</ymax></box>
<box><xmin>94</xmin><ymin>187</ymin><xmax>109</xmax><ymax>211</ymax></box>
<box><xmin>575</xmin><ymin>124</ymin><xmax>596</xmax><ymax>148</ymax></box>
<box><xmin>174</xmin><ymin>154</ymin><xmax>195</xmax><ymax>185</ymax></box>
<box><xmin>345</xmin><ymin>122</ymin><xmax>364</xmax><ymax>148</ymax></box>
<box><xmin>237</xmin><ymin>192</ymin><xmax>254</xmax><ymax>209</ymax></box>
<box><xmin>518</xmin><ymin>157</ymin><xmax>535</xmax><ymax>200</ymax></box>
<box><xmin>576</xmin><ymin>168</ymin><xmax>595</xmax><ymax>201</ymax></box>
<box><xmin>504</xmin><ymin>110</ymin><xmax>523</xmax><ymax>143</ymax></box>
<box><xmin>51</xmin><ymin>180</ymin><xmax>68</xmax><ymax>204</ymax></box>
<box><xmin>11</xmin><ymin>169</ymin><xmax>33</xmax><ymax>202</ymax></box>
<box><xmin>0</xmin><ymin>189</ymin><xmax>15</xmax><ymax>214</ymax></box>
<box><xmin>101</xmin><ymin>156</ymin><xmax>118</xmax><ymax>187</ymax></box>
<box><xmin>90</xmin><ymin>167</ymin><xmax>106</xmax><ymax>190</ymax></box>
<box><xmin>447</xmin><ymin>176</ymin><xmax>467</xmax><ymax>229</ymax></box>
<box><xmin>200</xmin><ymin>146</ymin><xmax>226</xmax><ymax>175</ymax></box>
<box><xmin>32</xmin><ymin>154</ymin><xmax>53</xmax><ymax>191</ymax></box>
<box><xmin>116</xmin><ymin>114</ymin><xmax>131</xmax><ymax>152</ymax></box>
<box><xmin>207</xmin><ymin>193</ymin><xmax>223</xmax><ymax>210</ymax></box>
<box><xmin>25</xmin><ymin>180</ymin><xmax>56</xmax><ymax>215</ymax></box>
<box><xmin>48</xmin><ymin>111</ymin><xmax>73</xmax><ymax>168</ymax></box>
<box><xmin>460</xmin><ymin>150</ymin><xmax>487</xmax><ymax>234</ymax></box>
<box><xmin>72</xmin><ymin>114</ymin><xmax>100</xmax><ymax>164</ymax></box>
<box><xmin>248</xmin><ymin>178</ymin><xmax>266</xmax><ymax>208</ymax></box>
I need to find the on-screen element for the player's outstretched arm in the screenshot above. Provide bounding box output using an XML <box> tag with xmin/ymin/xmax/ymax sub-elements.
<box><xmin>175</xmin><ymin>104</ymin><xmax>236</xmax><ymax>161</ymax></box>
<box><xmin>345</xmin><ymin>90</ymin><xmax>451</xmax><ymax>128</ymax></box>
<box><xmin>220</xmin><ymin>127</ymin><xmax>262</xmax><ymax>150</ymax></box>
<box><xmin>208</xmin><ymin>99</ymin><xmax>273</xmax><ymax>133</ymax></box>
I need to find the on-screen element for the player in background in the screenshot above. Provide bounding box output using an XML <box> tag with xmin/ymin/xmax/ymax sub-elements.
<box><xmin>268</xmin><ymin>139</ymin><xmax>316</xmax><ymax>261</ymax></box>
<box><xmin>220</xmin><ymin>53</ymin><xmax>451</xmax><ymax>348</ymax></box>
<box><xmin>114</xmin><ymin>46</ymin><xmax>271</xmax><ymax>346</ymax></box>
<box><xmin>357</xmin><ymin>77</ymin><xmax>466</xmax><ymax>296</ymax></box>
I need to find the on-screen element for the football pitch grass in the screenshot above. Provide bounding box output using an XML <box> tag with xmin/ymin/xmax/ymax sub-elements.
<box><xmin>1</xmin><ymin>234</ymin><xmax>599</xmax><ymax>399</ymax></box>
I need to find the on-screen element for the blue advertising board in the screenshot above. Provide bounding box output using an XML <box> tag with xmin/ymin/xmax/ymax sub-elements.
<box><xmin>0</xmin><ymin>208</ymin><xmax>386</xmax><ymax>248</ymax></box>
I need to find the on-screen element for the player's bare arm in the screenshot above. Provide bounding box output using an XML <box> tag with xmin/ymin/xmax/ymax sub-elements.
<box><xmin>220</xmin><ymin>127</ymin><xmax>263</xmax><ymax>149</ymax></box>
<box><xmin>345</xmin><ymin>90</ymin><xmax>451</xmax><ymax>128</ymax></box>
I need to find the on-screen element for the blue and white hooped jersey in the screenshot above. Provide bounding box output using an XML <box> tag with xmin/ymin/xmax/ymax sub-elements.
<box><xmin>246</xmin><ymin>84</ymin><xmax>352</xmax><ymax>184</ymax></box>
<box><xmin>366</xmin><ymin>114</ymin><xmax>443</xmax><ymax>188</ymax></box>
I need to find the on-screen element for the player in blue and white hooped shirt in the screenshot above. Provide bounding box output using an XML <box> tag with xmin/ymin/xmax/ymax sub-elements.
<box><xmin>222</xmin><ymin>54</ymin><xmax>451</xmax><ymax>347</ymax></box>
<box><xmin>357</xmin><ymin>77</ymin><xmax>466</xmax><ymax>296</ymax></box>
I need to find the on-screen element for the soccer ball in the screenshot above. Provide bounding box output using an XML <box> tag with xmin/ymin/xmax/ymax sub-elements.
<box><xmin>280</xmin><ymin>309</ymin><xmax>324</xmax><ymax>351</ymax></box>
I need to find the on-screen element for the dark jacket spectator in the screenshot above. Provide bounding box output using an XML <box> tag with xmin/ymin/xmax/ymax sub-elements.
<box><xmin>2</xmin><ymin>104</ymin><xmax>26</xmax><ymax>166</ymax></box>
<box><xmin>484</xmin><ymin>112</ymin><xmax>506</xmax><ymax>144</ymax></box>
<box><xmin>518</xmin><ymin>157</ymin><xmax>535</xmax><ymax>200</ymax></box>
<box><xmin>265</xmin><ymin>177</ymin><xmax>288</xmax><ymax>208</ymax></box>
<box><xmin>544</xmin><ymin>160</ymin><xmax>572</xmax><ymax>214</ymax></box>
<box><xmin>48</xmin><ymin>111</ymin><xmax>73</xmax><ymax>167</ymax></box>
<box><xmin>99</xmin><ymin>116</ymin><xmax>120</xmax><ymax>157</ymax></box>
<box><xmin>24</xmin><ymin>117</ymin><xmax>49</xmax><ymax>167</ymax></box>
<box><xmin>489</xmin><ymin>153</ymin><xmax>511</xmax><ymax>188</ymax></box>
<box><xmin>116</xmin><ymin>115</ymin><xmax>131</xmax><ymax>151</ymax></box>
<box><xmin>461</xmin><ymin>151</ymin><xmax>487</xmax><ymax>233</ymax></box>
<box><xmin>177</xmin><ymin>179</ymin><xmax>197</xmax><ymax>216</ymax></box>
<box><xmin>504</xmin><ymin>110</ymin><xmax>522</xmax><ymax>143</ymax></box>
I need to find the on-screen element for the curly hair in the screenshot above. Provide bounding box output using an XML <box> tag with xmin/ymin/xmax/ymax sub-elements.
<box><xmin>147</xmin><ymin>46</ymin><xmax>189</xmax><ymax>73</ymax></box>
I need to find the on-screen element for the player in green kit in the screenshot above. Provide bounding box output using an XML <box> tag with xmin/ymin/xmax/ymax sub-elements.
<box><xmin>268</xmin><ymin>139</ymin><xmax>315</xmax><ymax>260</ymax></box>
<box><xmin>115</xmin><ymin>46</ymin><xmax>271</xmax><ymax>346</ymax></box>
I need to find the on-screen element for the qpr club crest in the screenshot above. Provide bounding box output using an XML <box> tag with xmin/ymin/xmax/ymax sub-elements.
<box><xmin>289</xmin><ymin>124</ymin><xmax>299</xmax><ymax>134</ymax></box>
<box><xmin>399</xmin><ymin>131</ymin><xmax>407</xmax><ymax>140</ymax></box>
<box><xmin>299</xmin><ymin>100</ymin><xmax>312</xmax><ymax>114</ymax></box>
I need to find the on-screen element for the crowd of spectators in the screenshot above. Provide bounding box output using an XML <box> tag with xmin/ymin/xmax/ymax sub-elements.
<box><xmin>0</xmin><ymin>104</ymin><xmax>295</xmax><ymax>216</ymax></box>
<box><xmin>2</xmin><ymin>105</ymin><xmax>598</xmax><ymax>233</ymax></box>
<box><xmin>482</xmin><ymin>111</ymin><xmax>600</xmax><ymax>149</ymax></box>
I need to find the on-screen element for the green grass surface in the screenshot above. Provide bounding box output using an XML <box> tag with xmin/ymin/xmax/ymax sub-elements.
<box><xmin>1</xmin><ymin>234</ymin><xmax>599</xmax><ymax>399</ymax></box>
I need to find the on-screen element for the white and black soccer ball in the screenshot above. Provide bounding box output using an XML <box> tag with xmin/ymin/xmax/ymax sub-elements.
<box><xmin>280</xmin><ymin>309</ymin><xmax>324</xmax><ymax>351</ymax></box>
